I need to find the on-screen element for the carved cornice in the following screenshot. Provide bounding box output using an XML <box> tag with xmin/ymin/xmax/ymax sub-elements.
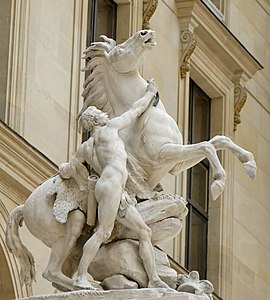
<box><xmin>234</xmin><ymin>84</ymin><xmax>247</xmax><ymax>131</ymax></box>
<box><xmin>180</xmin><ymin>30</ymin><xmax>197</xmax><ymax>78</ymax></box>
<box><xmin>142</xmin><ymin>0</ymin><xmax>158</xmax><ymax>30</ymax></box>
<box><xmin>175</xmin><ymin>0</ymin><xmax>263</xmax><ymax>81</ymax></box>
<box><xmin>0</xmin><ymin>121</ymin><xmax>57</xmax><ymax>192</ymax></box>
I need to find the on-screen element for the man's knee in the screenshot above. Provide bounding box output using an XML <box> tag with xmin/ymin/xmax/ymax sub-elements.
<box><xmin>96</xmin><ymin>226</ymin><xmax>114</xmax><ymax>243</ymax></box>
<box><xmin>140</xmin><ymin>226</ymin><xmax>152</xmax><ymax>241</ymax></box>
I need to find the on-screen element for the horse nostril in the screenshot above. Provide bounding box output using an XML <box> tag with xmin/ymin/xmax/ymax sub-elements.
<box><xmin>140</xmin><ymin>31</ymin><xmax>148</xmax><ymax>36</ymax></box>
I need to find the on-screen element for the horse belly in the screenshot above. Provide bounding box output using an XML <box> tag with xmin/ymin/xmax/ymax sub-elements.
<box><xmin>136</xmin><ymin>111</ymin><xmax>183</xmax><ymax>162</ymax></box>
<box><xmin>125</xmin><ymin>109</ymin><xmax>183</xmax><ymax>187</ymax></box>
<box><xmin>23</xmin><ymin>177</ymin><xmax>66</xmax><ymax>248</ymax></box>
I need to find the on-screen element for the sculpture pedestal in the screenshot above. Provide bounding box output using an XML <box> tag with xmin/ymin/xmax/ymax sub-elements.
<box><xmin>19</xmin><ymin>289</ymin><xmax>209</xmax><ymax>300</ymax></box>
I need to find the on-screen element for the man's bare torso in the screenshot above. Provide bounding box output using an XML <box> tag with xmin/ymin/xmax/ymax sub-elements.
<box><xmin>83</xmin><ymin>124</ymin><xmax>128</xmax><ymax>178</ymax></box>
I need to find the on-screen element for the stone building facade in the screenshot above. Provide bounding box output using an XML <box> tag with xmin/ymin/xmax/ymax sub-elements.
<box><xmin>0</xmin><ymin>0</ymin><xmax>269</xmax><ymax>299</ymax></box>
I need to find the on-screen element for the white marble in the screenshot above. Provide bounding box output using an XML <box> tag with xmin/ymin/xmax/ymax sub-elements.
<box><xmin>5</xmin><ymin>30</ymin><xmax>258</xmax><ymax>300</ymax></box>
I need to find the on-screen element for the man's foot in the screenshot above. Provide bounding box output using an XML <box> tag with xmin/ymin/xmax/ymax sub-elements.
<box><xmin>73</xmin><ymin>276</ymin><xmax>99</xmax><ymax>290</ymax></box>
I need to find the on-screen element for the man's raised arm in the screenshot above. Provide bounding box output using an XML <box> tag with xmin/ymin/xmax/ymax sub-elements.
<box><xmin>109</xmin><ymin>79</ymin><xmax>158</xmax><ymax>130</ymax></box>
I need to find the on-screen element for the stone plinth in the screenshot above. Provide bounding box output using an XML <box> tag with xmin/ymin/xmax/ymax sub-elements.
<box><xmin>19</xmin><ymin>289</ymin><xmax>209</xmax><ymax>300</ymax></box>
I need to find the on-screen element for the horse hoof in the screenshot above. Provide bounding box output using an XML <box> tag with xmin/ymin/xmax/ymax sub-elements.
<box><xmin>243</xmin><ymin>160</ymin><xmax>257</xmax><ymax>180</ymax></box>
<box><xmin>211</xmin><ymin>179</ymin><xmax>225</xmax><ymax>201</ymax></box>
<box><xmin>52</xmin><ymin>282</ymin><xmax>71</xmax><ymax>292</ymax></box>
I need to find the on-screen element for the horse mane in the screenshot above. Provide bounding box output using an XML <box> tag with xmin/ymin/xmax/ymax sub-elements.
<box><xmin>78</xmin><ymin>35</ymin><xmax>116</xmax><ymax>121</ymax></box>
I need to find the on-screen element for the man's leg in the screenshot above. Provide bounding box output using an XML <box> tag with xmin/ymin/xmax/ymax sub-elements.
<box><xmin>74</xmin><ymin>174</ymin><xmax>122</xmax><ymax>289</ymax></box>
<box><xmin>117</xmin><ymin>202</ymin><xmax>170</xmax><ymax>288</ymax></box>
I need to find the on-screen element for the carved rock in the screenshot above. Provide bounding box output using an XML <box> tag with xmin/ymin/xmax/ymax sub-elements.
<box><xmin>19</xmin><ymin>289</ymin><xmax>209</xmax><ymax>300</ymax></box>
<box><xmin>111</xmin><ymin>195</ymin><xmax>188</xmax><ymax>244</ymax></box>
<box><xmin>89</xmin><ymin>239</ymin><xmax>177</xmax><ymax>288</ymax></box>
<box><xmin>101</xmin><ymin>274</ymin><xmax>138</xmax><ymax>290</ymax></box>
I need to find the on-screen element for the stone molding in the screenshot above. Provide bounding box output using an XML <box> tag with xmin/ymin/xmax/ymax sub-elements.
<box><xmin>234</xmin><ymin>84</ymin><xmax>247</xmax><ymax>131</ymax></box>
<box><xmin>6</xmin><ymin>0</ymin><xmax>30</xmax><ymax>134</ymax></box>
<box><xmin>142</xmin><ymin>0</ymin><xmax>159</xmax><ymax>30</ymax></box>
<box><xmin>175</xmin><ymin>0</ymin><xmax>262</xmax><ymax>131</ymax></box>
<box><xmin>175</xmin><ymin>0</ymin><xmax>263</xmax><ymax>81</ymax></box>
<box><xmin>0</xmin><ymin>200</ymin><xmax>32</xmax><ymax>299</ymax></box>
<box><xmin>173</xmin><ymin>1</ymin><xmax>263</xmax><ymax>298</ymax></box>
<box><xmin>180</xmin><ymin>30</ymin><xmax>197</xmax><ymax>78</ymax></box>
<box><xmin>0</xmin><ymin>121</ymin><xmax>57</xmax><ymax>192</ymax></box>
<box><xmin>18</xmin><ymin>289</ymin><xmax>209</xmax><ymax>300</ymax></box>
<box><xmin>256</xmin><ymin>0</ymin><xmax>270</xmax><ymax>15</ymax></box>
<box><xmin>0</xmin><ymin>121</ymin><xmax>56</xmax><ymax>298</ymax></box>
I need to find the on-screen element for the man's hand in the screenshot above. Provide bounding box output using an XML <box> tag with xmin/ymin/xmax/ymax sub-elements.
<box><xmin>147</xmin><ymin>79</ymin><xmax>158</xmax><ymax>95</ymax></box>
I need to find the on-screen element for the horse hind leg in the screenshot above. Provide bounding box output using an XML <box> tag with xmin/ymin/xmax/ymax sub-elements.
<box><xmin>42</xmin><ymin>210</ymin><xmax>86</xmax><ymax>291</ymax></box>
<box><xmin>209</xmin><ymin>135</ymin><xmax>256</xmax><ymax>179</ymax></box>
<box><xmin>62</xmin><ymin>234</ymin><xmax>90</xmax><ymax>279</ymax></box>
<box><xmin>160</xmin><ymin>142</ymin><xmax>226</xmax><ymax>200</ymax></box>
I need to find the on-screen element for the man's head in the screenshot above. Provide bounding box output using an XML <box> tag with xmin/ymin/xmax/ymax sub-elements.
<box><xmin>79</xmin><ymin>106</ymin><xmax>109</xmax><ymax>132</ymax></box>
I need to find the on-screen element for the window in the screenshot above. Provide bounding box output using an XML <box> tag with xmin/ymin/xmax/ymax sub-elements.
<box><xmin>0</xmin><ymin>0</ymin><xmax>12</xmax><ymax>122</ymax></box>
<box><xmin>201</xmin><ymin>0</ymin><xmax>227</xmax><ymax>21</ymax></box>
<box><xmin>88</xmin><ymin>0</ymin><xmax>117</xmax><ymax>44</ymax></box>
<box><xmin>185</xmin><ymin>80</ymin><xmax>211</xmax><ymax>279</ymax></box>
<box><xmin>83</xmin><ymin>0</ymin><xmax>117</xmax><ymax>141</ymax></box>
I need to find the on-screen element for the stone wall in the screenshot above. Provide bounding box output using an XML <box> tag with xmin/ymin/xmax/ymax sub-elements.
<box><xmin>229</xmin><ymin>1</ymin><xmax>270</xmax><ymax>299</ymax></box>
<box><xmin>1</xmin><ymin>0</ymin><xmax>270</xmax><ymax>299</ymax></box>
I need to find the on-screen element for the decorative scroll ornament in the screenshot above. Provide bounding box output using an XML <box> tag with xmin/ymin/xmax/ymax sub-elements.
<box><xmin>234</xmin><ymin>84</ymin><xmax>247</xmax><ymax>131</ymax></box>
<box><xmin>180</xmin><ymin>30</ymin><xmax>197</xmax><ymax>78</ymax></box>
<box><xmin>142</xmin><ymin>0</ymin><xmax>158</xmax><ymax>30</ymax></box>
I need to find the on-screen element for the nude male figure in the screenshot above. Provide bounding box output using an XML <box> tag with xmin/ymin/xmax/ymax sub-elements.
<box><xmin>61</xmin><ymin>80</ymin><xmax>170</xmax><ymax>289</ymax></box>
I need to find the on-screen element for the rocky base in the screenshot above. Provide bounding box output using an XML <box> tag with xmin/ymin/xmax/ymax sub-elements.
<box><xmin>19</xmin><ymin>289</ymin><xmax>209</xmax><ymax>300</ymax></box>
<box><xmin>90</xmin><ymin>239</ymin><xmax>177</xmax><ymax>288</ymax></box>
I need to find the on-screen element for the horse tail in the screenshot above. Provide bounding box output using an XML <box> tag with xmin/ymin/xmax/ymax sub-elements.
<box><xmin>5</xmin><ymin>205</ymin><xmax>36</xmax><ymax>286</ymax></box>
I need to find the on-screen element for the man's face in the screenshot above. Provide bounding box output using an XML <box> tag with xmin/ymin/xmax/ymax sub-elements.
<box><xmin>97</xmin><ymin>112</ymin><xmax>109</xmax><ymax>126</ymax></box>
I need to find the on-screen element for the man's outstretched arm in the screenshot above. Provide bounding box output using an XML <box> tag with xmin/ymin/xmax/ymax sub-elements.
<box><xmin>109</xmin><ymin>79</ymin><xmax>158</xmax><ymax>130</ymax></box>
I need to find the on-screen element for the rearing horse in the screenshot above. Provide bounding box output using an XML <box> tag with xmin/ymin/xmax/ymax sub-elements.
<box><xmin>79</xmin><ymin>29</ymin><xmax>256</xmax><ymax>201</ymax></box>
<box><xmin>5</xmin><ymin>30</ymin><xmax>256</xmax><ymax>292</ymax></box>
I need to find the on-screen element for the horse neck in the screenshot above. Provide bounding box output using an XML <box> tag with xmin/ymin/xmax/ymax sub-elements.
<box><xmin>104</xmin><ymin>66</ymin><xmax>148</xmax><ymax>116</ymax></box>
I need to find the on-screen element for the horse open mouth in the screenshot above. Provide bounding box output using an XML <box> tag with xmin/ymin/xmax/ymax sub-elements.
<box><xmin>144</xmin><ymin>37</ymin><xmax>156</xmax><ymax>46</ymax></box>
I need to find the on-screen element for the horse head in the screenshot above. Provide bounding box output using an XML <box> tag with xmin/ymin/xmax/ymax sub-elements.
<box><xmin>106</xmin><ymin>29</ymin><xmax>156</xmax><ymax>73</ymax></box>
<box><xmin>78</xmin><ymin>30</ymin><xmax>156</xmax><ymax>119</ymax></box>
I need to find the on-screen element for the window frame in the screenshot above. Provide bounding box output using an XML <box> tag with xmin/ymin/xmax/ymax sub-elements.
<box><xmin>88</xmin><ymin>0</ymin><xmax>117</xmax><ymax>44</ymax></box>
<box><xmin>201</xmin><ymin>0</ymin><xmax>227</xmax><ymax>22</ymax></box>
<box><xmin>185</xmin><ymin>79</ymin><xmax>211</xmax><ymax>280</ymax></box>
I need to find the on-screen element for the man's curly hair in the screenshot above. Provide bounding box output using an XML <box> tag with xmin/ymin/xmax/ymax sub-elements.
<box><xmin>78</xmin><ymin>106</ymin><xmax>108</xmax><ymax>132</ymax></box>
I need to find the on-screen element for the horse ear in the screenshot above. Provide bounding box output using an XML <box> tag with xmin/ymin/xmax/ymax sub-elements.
<box><xmin>100</xmin><ymin>35</ymin><xmax>116</xmax><ymax>50</ymax></box>
<box><xmin>78</xmin><ymin>115</ymin><xmax>84</xmax><ymax>133</ymax></box>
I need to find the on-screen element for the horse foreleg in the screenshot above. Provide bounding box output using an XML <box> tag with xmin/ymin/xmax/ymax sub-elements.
<box><xmin>209</xmin><ymin>135</ymin><xmax>256</xmax><ymax>179</ymax></box>
<box><xmin>42</xmin><ymin>210</ymin><xmax>85</xmax><ymax>291</ymax></box>
<box><xmin>170</xmin><ymin>135</ymin><xmax>256</xmax><ymax>181</ymax></box>
<box><xmin>160</xmin><ymin>142</ymin><xmax>226</xmax><ymax>200</ymax></box>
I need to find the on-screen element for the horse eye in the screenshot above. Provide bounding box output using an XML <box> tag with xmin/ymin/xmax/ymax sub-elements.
<box><xmin>140</xmin><ymin>31</ymin><xmax>148</xmax><ymax>36</ymax></box>
<box><xmin>118</xmin><ymin>48</ymin><xmax>124</xmax><ymax>54</ymax></box>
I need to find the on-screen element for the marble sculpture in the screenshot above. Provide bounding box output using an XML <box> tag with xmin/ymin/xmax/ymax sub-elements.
<box><xmin>5</xmin><ymin>30</ymin><xmax>256</xmax><ymax>299</ymax></box>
